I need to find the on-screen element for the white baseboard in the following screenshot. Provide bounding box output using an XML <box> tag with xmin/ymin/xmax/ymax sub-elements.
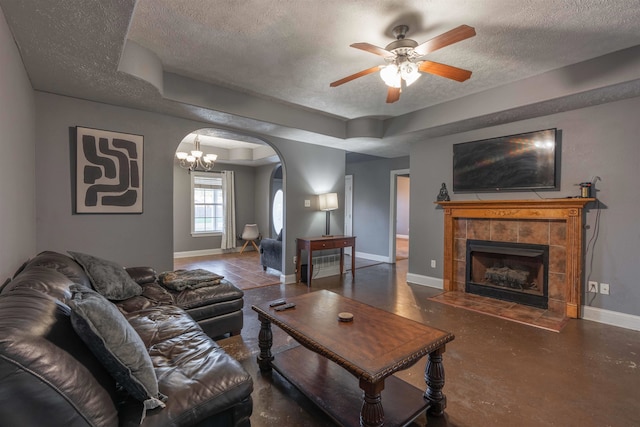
<box><xmin>355</xmin><ymin>251</ymin><xmax>391</xmax><ymax>263</ymax></box>
<box><xmin>406</xmin><ymin>273</ymin><xmax>444</xmax><ymax>289</ymax></box>
<box><xmin>173</xmin><ymin>247</ymin><xmax>247</xmax><ymax>258</ymax></box>
<box><xmin>396</xmin><ymin>234</ymin><xmax>409</xmax><ymax>240</ymax></box>
<box><xmin>582</xmin><ymin>306</ymin><xmax>640</xmax><ymax>332</ymax></box>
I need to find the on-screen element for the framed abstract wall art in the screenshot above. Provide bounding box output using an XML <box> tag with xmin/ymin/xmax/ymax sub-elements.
<box><xmin>75</xmin><ymin>126</ymin><xmax>143</xmax><ymax>214</ymax></box>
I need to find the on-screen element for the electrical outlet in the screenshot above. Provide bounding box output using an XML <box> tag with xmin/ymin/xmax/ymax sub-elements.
<box><xmin>600</xmin><ymin>283</ymin><xmax>610</xmax><ymax>295</ymax></box>
<box><xmin>293</xmin><ymin>256</ymin><xmax>297</xmax><ymax>265</ymax></box>
<box><xmin>304</xmin><ymin>200</ymin><xmax>311</xmax><ymax>208</ymax></box>
<box><xmin>588</xmin><ymin>281</ymin><xmax>598</xmax><ymax>293</ymax></box>
<box><xmin>431</xmin><ymin>260</ymin><xmax>437</xmax><ymax>268</ymax></box>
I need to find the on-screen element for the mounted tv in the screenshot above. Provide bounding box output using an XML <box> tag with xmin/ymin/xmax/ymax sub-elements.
<box><xmin>453</xmin><ymin>128</ymin><xmax>559</xmax><ymax>193</ymax></box>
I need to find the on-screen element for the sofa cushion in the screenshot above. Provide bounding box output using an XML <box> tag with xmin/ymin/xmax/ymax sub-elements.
<box><xmin>69</xmin><ymin>251</ymin><xmax>142</xmax><ymax>300</ymax></box>
<box><xmin>123</xmin><ymin>305</ymin><xmax>253</xmax><ymax>426</ymax></box>
<box><xmin>21</xmin><ymin>250</ymin><xmax>92</xmax><ymax>288</ymax></box>
<box><xmin>168</xmin><ymin>279</ymin><xmax>244</xmax><ymax>310</ymax></box>
<box><xmin>126</xmin><ymin>266</ymin><xmax>158</xmax><ymax>285</ymax></box>
<box><xmin>0</xmin><ymin>278</ymin><xmax>120</xmax><ymax>427</ymax></box>
<box><xmin>68</xmin><ymin>285</ymin><xmax>166</xmax><ymax>412</ymax></box>
<box><xmin>1</xmin><ymin>266</ymin><xmax>74</xmax><ymax>303</ymax></box>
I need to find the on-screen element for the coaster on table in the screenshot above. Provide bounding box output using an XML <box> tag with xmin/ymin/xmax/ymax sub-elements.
<box><xmin>338</xmin><ymin>312</ymin><xmax>354</xmax><ymax>322</ymax></box>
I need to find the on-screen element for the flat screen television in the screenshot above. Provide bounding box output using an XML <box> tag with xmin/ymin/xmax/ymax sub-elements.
<box><xmin>453</xmin><ymin>128</ymin><xmax>559</xmax><ymax>193</ymax></box>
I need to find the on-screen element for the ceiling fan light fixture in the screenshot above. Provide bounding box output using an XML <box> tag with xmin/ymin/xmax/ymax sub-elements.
<box><xmin>380</xmin><ymin>64</ymin><xmax>401</xmax><ymax>88</ymax></box>
<box><xmin>400</xmin><ymin>62</ymin><xmax>421</xmax><ymax>86</ymax></box>
<box><xmin>332</xmin><ymin>24</ymin><xmax>475</xmax><ymax>102</ymax></box>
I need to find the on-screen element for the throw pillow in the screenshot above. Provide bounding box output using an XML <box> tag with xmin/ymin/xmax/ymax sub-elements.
<box><xmin>68</xmin><ymin>284</ymin><xmax>166</xmax><ymax>412</ymax></box>
<box><xmin>69</xmin><ymin>251</ymin><xmax>142</xmax><ymax>300</ymax></box>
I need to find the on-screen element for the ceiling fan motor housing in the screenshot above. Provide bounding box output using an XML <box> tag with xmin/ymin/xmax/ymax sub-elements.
<box><xmin>386</xmin><ymin>26</ymin><xmax>419</xmax><ymax>61</ymax></box>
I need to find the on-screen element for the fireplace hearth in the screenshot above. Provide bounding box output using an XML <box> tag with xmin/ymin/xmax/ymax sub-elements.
<box><xmin>466</xmin><ymin>240</ymin><xmax>549</xmax><ymax>309</ymax></box>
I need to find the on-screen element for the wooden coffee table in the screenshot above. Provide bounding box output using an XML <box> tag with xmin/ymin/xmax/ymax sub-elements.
<box><xmin>252</xmin><ymin>290</ymin><xmax>455</xmax><ymax>427</ymax></box>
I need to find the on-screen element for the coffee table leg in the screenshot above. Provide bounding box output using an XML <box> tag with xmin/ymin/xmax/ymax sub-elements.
<box><xmin>424</xmin><ymin>346</ymin><xmax>447</xmax><ymax>416</ymax></box>
<box><xmin>257</xmin><ymin>315</ymin><xmax>274</xmax><ymax>372</ymax></box>
<box><xmin>359</xmin><ymin>379</ymin><xmax>384</xmax><ymax>427</ymax></box>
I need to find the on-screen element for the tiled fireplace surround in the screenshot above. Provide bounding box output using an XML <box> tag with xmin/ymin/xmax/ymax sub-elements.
<box><xmin>436</xmin><ymin>199</ymin><xmax>594</xmax><ymax>320</ymax></box>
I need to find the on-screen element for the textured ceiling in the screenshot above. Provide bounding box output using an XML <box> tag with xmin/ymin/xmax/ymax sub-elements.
<box><xmin>127</xmin><ymin>0</ymin><xmax>640</xmax><ymax>118</ymax></box>
<box><xmin>2</xmin><ymin>0</ymin><xmax>640</xmax><ymax>158</ymax></box>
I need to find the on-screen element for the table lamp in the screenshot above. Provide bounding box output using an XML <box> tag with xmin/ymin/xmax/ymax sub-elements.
<box><xmin>318</xmin><ymin>192</ymin><xmax>338</xmax><ymax>236</ymax></box>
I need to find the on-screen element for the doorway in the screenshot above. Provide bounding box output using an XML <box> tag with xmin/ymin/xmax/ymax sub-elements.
<box><xmin>389</xmin><ymin>169</ymin><xmax>410</xmax><ymax>262</ymax></box>
<box><xmin>344</xmin><ymin>175</ymin><xmax>353</xmax><ymax>255</ymax></box>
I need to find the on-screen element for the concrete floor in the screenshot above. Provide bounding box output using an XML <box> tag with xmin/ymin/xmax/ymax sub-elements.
<box><xmin>217</xmin><ymin>260</ymin><xmax>640</xmax><ymax>427</ymax></box>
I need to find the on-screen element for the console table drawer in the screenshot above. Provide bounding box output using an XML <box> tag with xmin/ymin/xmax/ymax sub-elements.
<box><xmin>310</xmin><ymin>238</ymin><xmax>353</xmax><ymax>250</ymax></box>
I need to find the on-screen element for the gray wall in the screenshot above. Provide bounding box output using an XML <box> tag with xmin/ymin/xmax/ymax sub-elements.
<box><xmin>173</xmin><ymin>163</ymin><xmax>258</xmax><ymax>252</ymax></box>
<box><xmin>34</xmin><ymin>92</ymin><xmax>198</xmax><ymax>271</ymax></box>
<box><xmin>410</xmin><ymin>96</ymin><xmax>640</xmax><ymax>317</ymax></box>
<box><xmin>32</xmin><ymin>92</ymin><xmax>345</xmax><ymax>276</ymax></box>
<box><xmin>268</xmin><ymin>137</ymin><xmax>346</xmax><ymax>274</ymax></box>
<box><xmin>346</xmin><ymin>156</ymin><xmax>410</xmax><ymax>257</ymax></box>
<box><xmin>0</xmin><ymin>8</ymin><xmax>36</xmax><ymax>278</ymax></box>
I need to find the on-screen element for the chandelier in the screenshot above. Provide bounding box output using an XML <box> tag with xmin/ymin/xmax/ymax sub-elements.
<box><xmin>175</xmin><ymin>135</ymin><xmax>218</xmax><ymax>172</ymax></box>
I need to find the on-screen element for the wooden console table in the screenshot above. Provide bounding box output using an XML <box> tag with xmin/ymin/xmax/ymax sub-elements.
<box><xmin>296</xmin><ymin>235</ymin><xmax>356</xmax><ymax>286</ymax></box>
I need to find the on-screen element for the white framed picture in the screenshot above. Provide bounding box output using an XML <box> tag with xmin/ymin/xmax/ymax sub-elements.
<box><xmin>75</xmin><ymin>126</ymin><xmax>143</xmax><ymax>214</ymax></box>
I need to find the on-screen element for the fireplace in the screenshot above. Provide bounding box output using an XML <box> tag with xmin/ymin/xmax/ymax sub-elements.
<box><xmin>466</xmin><ymin>240</ymin><xmax>549</xmax><ymax>309</ymax></box>
<box><xmin>436</xmin><ymin>198</ymin><xmax>594</xmax><ymax>319</ymax></box>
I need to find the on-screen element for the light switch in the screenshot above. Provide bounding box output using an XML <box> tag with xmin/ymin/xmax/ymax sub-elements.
<box><xmin>304</xmin><ymin>200</ymin><xmax>311</xmax><ymax>208</ymax></box>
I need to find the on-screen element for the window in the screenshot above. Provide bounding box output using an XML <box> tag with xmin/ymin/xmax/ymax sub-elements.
<box><xmin>192</xmin><ymin>174</ymin><xmax>223</xmax><ymax>235</ymax></box>
<box><xmin>272</xmin><ymin>189</ymin><xmax>283</xmax><ymax>235</ymax></box>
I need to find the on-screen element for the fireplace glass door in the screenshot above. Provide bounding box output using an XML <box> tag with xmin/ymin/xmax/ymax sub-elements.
<box><xmin>466</xmin><ymin>240</ymin><xmax>549</xmax><ymax>309</ymax></box>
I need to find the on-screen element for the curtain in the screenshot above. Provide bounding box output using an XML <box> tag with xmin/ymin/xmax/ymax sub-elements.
<box><xmin>221</xmin><ymin>170</ymin><xmax>236</xmax><ymax>250</ymax></box>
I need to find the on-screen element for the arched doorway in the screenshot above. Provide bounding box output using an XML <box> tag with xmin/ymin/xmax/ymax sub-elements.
<box><xmin>172</xmin><ymin>129</ymin><xmax>284</xmax><ymax>263</ymax></box>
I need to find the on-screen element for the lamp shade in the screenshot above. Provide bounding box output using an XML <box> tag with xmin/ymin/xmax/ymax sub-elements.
<box><xmin>318</xmin><ymin>192</ymin><xmax>339</xmax><ymax>211</ymax></box>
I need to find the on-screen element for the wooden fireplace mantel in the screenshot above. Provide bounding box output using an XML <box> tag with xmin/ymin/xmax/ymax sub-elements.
<box><xmin>435</xmin><ymin>198</ymin><xmax>595</xmax><ymax>318</ymax></box>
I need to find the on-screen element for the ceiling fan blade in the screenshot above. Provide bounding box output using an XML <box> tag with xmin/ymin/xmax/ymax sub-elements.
<box><xmin>330</xmin><ymin>65</ymin><xmax>382</xmax><ymax>87</ymax></box>
<box><xmin>350</xmin><ymin>42</ymin><xmax>395</xmax><ymax>59</ymax></box>
<box><xmin>386</xmin><ymin>87</ymin><xmax>401</xmax><ymax>103</ymax></box>
<box><xmin>419</xmin><ymin>60</ymin><xmax>472</xmax><ymax>82</ymax></box>
<box><xmin>413</xmin><ymin>24</ymin><xmax>476</xmax><ymax>57</ymax></box>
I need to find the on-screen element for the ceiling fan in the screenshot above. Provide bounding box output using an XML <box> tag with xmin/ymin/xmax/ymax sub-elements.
<box><xmin>330</xmin><ymin>24</ymin><xmax>476</xmax><ymax>103</ymax></box>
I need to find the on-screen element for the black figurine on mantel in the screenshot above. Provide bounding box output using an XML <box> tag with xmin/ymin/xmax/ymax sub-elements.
<box><xmin>437</xmin><ymin>183</ymin><xmax>450</xmax><ymax>201</ymax></box>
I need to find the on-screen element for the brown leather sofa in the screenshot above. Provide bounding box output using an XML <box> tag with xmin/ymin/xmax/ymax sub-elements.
<box><xmin>0</xmin><ymin>251</ymin><xmax>253</xmax><ymax>426</ymax></box>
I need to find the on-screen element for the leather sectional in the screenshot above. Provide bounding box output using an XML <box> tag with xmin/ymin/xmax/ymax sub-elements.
<box><xmin>0</xmin><ymin>251</ymin><xmax>253</xmax><ymax>426</ymax></box>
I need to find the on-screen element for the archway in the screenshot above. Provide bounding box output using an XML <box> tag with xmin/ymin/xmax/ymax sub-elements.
<box><xmin>172</xmin><ymin>129</ymin><xmax>284</xmax><ymax>267</ymax></box>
